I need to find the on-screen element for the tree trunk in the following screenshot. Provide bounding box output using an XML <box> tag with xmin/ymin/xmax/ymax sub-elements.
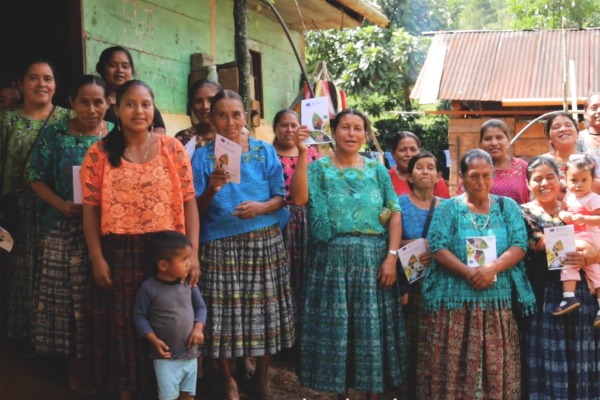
<box><xmin>233</xmin><ymin>0</ymin><xmax>251</xmax><ymax>114</ymax></box>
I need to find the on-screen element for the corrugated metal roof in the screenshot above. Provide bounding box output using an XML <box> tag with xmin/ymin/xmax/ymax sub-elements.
<box><xmin>410</xmin><ymin>29</ymin><xmax>600</xmax><ymax>104</ymax></box>
<box><xmin>247</xmin><ymin>0</ymin><xmax>388</xmax><ymax>31</ymax></box>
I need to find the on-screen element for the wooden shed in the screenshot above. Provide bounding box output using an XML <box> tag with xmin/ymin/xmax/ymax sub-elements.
<box><xmin>410</xmin><ymin>29</ymin><xmax>600</xmax><ymax>194</ymax></box>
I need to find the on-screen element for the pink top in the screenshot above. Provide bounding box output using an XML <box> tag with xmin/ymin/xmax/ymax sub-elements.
<box><xmin>81</xmin><ymin>135</ymin><xmax>195</xmax><ymax>235</ymax></box>
<box><xmin>457</xmin><ymin>156</ymin><xmax>530</xmax><ymax>204</ymax></box>
<box><xmin>563</xmin><ymin>191</ymin><xmax>600</xmax><ymax>234</ymax></box>
<box><xmin>278</xmin><ymin>146</ymin><xmax>321</xmax><ymax>203</ymax></box>
<box><xmin>388</xmin><ymin>168</ymin><xmax>450</xmax><ymax>198</ymax></box>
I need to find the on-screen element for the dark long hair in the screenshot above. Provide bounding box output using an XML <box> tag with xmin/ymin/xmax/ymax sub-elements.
<box><xmin>210</xmin><ymin>89</ymin><xmax>244</xmax><ymax>116</ymax></box>
<box><xmin>103</xmin><ymin>80</ymin><xmax>155</xmax><ymax>167</ymax></box>
<box><xmin>187</xmin><ymin>78</ymin><xmax>221</xmax><ymax>115</ymax></box>
<box><xmin>95</xmin><ymin>46</ymin><xmax>136</xmax><ymax>79</ymax></box>
<box><xmin>69</xmin><ymin>75</ymin><xmax>108</xmax><ymax>101</ymax></box>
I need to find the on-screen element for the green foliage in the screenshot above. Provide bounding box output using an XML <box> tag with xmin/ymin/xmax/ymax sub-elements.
<box><xmin>456</xmin><ymin>0</ymin><xmax>511</xmax><ymax>30</ymax></box>
<box><xmin>507</xmin><ymin>0</ymin><xmax>600</xmax><ymax>29</ymax></box>
<box><xmin>306</xmin><ymin>26</ymin><xmax>425</xmax><ymax>117</ymax></box>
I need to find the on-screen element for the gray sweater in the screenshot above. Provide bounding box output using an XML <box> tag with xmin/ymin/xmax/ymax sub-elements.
<box><xmin>133</xmin><ymin>276</ymin><xmax>207</xmax><ymax>359</ymax></box>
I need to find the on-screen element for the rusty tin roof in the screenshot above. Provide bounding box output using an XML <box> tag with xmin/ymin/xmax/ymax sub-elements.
<box><xmin>411</xmin><ymin>29</ymin><xmax>600</xmax><ymax>105</ymax></box>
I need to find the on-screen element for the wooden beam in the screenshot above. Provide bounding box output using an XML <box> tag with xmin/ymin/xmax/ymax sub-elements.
<box><xmin>425</xmin><ymin>110</ymin><xmax>556</xmax><ymax>116</ymax></box>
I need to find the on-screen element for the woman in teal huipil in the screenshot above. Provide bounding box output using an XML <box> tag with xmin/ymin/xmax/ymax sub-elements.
<box><xmin>291</xmin><ymin>109</ymin><xmax>406</xmax><ymax>399</ymax></box>
<box><xmin>0</xmin><ymin>59</ymin><xmax>72</xmax><ymax>347</ymax></box>
<box><xmin>28</xmin><ymin>75</ymin><xmax>112</xmax><ymax>392</ymax></box>
<box><xmin>421</xmin><ymin>148</ymin><xmax>535</xmax><ymax>400</ymax></box>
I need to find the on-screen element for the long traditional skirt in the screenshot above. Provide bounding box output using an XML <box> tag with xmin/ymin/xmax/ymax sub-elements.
<box><xmin>522</xmin><ymin>268</ymin><xmax>600</xmax><ymax>400</ymax></box>
<box><xmin>86</xmin><ymin>233</ymin><xmax>154</xmax><ymax>393</ymax></box>
<box><xmin>6</xmin><ymin>188</ymin><xmax>39</xmax><ymax>340</ymax></box>
<box><xmin>200</xmin><ymin>224</ymin><xmax>295</xmax><ymax>358</ymax></box>
<box><xmin>299</xmin><ymin>235</ymin><xmax>407</xmax><ymax>393</ymax></box>
<box><xmin>282</xmin><ymin>204</ymin><xmax>309</xmax><ymax>321</ymax></box>
<box><xmin>403</xmin><ymin>279</ymin><xmax>427</xmax><ymax>400</ymax></box>
<box><xmin>34</xmin><ymin>219</ymin><xmax>88</xmax><ymax>358</ymax></box>
<box><xmin>420</xmin><ymin>306</ymin><xmax>521</xmax><ymax>400</ymax></box>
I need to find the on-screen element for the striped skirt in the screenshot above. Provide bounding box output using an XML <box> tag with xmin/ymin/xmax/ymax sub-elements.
<box><xmin>200</xmin><ymin>224</ymin><xmax>295</xmax><ymax>358</ymax></box>
<box><xmin>403</xmin><ymin>279</ymin><xmax>427</xmax><ymax>400</ymax></box>
<box><xmin>34</xmin><ymin>219</ymin><xmax>88</xmax><ymax>358</ymax></box>
<box><xmin>282</xmin><ymin>204</ymin><xmax>309</xmax><ymax>321</ymax></box>
<box><xmin>522</xmin><ymin>268</ymin><xmax>600</xmax><ymax>400</ymax></box>
<box><xmin>86</xmin><ymin>233</ymin><xmax>154</xmax><ymax>393</ymax></box>
<box><xmin>420</xmin><ymin>306</ymin><xmax>521</xmax><ymax>400</ymax></box>
<box><xmin>6</xmin><ymin>188</ymin><xmax>39</xmax><ymax>339</ymax></box>
<box><xmin>299</xmin><ymin>235</ymin><xmax>407</xmax><ymax>393</ymax></box>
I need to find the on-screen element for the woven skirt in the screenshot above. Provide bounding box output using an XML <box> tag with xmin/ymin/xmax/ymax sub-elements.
<box><xmin>299</xmin><ymin>235</ymin><xmax>407</xmax><ymax>393</ymax></box>
<box><xmin>403</xmin><ymin>279</ymin><xmax>427</xmax><ymax>400</ymax></box>
<box><xmin>420</xmin><ymin>306</ymin><xmax>521</xmax><ymax>400</ymax></box>
<box><xmin>34</xmin><ymin>219</ymin><xmax>88</xmax><ymax>358</ymax></box>
<box><xmin>200</xmin><ymin>224</ymin><xmax>295</xmax><ymax>358</ymax></box>
<box><xmin>6</xmin><ymin>188</ymin><xmax>39</xmax><ymax>339</ymax></box>
<box><xmin>86</xmin><ymin>233</ymin><xmax>154</xmax><ymax>393</ymax></box>
<box><xmin>282</xmin><ymin>204</ymin><xmax>309</xmax><ymax>321</ymax></box>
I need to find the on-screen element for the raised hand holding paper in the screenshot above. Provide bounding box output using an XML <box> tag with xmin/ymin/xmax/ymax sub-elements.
<box><xmin>214</xmin><ymin>134</ymin><xmax>242</xmax><ymax>184</ymax></box>
<box><xmin>301</xmin><ymin>96</ymin><xmax>332</xmax><ymax>145</ymax></box>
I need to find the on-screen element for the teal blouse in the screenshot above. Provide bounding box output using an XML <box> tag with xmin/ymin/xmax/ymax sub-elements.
<box><xmin>422</xmin><ymin>195</ymin><xmax>535</xmax><ymax>315</ymax></box>
<box><xmin>0</xmin><ymin>107</ymin><xmax>72</xmax><ymax>195</ymax></box>
<box><xmin>28</xmin><ymin>119</ymin><xmax>113</xmax><ymax>234</ymax></box>
<box><xmin>307</xmin><ymin>156</ymin><xmax>400</xmax><ymax>244</ymax></box>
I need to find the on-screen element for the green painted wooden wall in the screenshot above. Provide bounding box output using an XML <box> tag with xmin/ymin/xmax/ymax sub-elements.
<box><xmin>82</xmin><ymin>0</ymin><xmax>304</xmax><ymax>129</ymax></box>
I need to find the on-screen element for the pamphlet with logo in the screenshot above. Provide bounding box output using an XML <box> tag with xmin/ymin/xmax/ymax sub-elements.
<box><xmin>543</xmin><ymin>224</ymin><xmax>576</xmax><ymax>270</ymax></box>
<box><xmin>214</xmin><ymin>134</ymin><xmax>242</xmax><ymax>184</ymax></box>
<box><xmin>466</xmin><ymin>236</ymin><xmax>497</xmax><ymax>281</ymax></box>
<box><xmin>72</xmin><ymin>165</ymin><xmax>82</xmax><ymax>204</ymax></box>
<box><xmin>300</xmin><ymin>96</ymin><xmax>332</xmax><ymax>145</ymax></box>
<box><xmin>398</xmin><ymin>238</ymin><xmax>428</xmax><ymax>284</ymax></box>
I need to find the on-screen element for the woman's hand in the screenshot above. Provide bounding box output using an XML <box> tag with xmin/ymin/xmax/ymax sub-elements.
<box><xmin>233</xmin><ymin>201</ymin><xmax>264</xmax><ymax>219</ymax></box>
<box><xmin>58</xmin><ymin>200</ymin><xmax>83</xmax><ymax>218</ymax></box>
<box><xmin>577</xmin><ymin>239</ymin><xmax>600</xmax><ymax>265</ymax></box>
<box><xmin>91</xmin><ymin>256</ymin><xmax>112</xmax><ymax>290</ymax></box>
<box><xmin>418</xmin><ymin>243</ymin><xmax>432</xmax><ymax>267</ymax></box>
<box><xmin>377</xmin><ymin>255</ymin><xmax>397</xmax><ymax>289</ymax></box>
<box><xmin>467</xmin><ymin>264</ymin><xmax>496</xmax><ymax>290</ymax></box>
<box><xmin>188</xmin><ymin>251</ymin><xmax>200</xmax><ymax>287</ymax></box>
<box><xmin>293</xmin><ymin>125</ymin><xmax>311</xmax><ymax>152</ymax></box>
<box><xmin>208</xmin><ymin>165</ymin><xmax>230</xmax><ymax>193</ymax></box>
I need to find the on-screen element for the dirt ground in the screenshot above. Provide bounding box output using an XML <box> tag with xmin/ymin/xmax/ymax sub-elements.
<box><xmin>0</xmin><ymin>340</ymin><xmax>399</xmax><ymax>400</ymax></box>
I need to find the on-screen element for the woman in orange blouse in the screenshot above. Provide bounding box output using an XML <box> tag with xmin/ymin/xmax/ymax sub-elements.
<box><xmin>81</xmin><ymin>80</ymin><xmax>199</xmax><ymax>400</ymax></box>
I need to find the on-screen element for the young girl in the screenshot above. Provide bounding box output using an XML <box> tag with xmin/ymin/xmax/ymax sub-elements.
<box><xmin>81</xmin><ymin>80</ymin><xmax>199</xmax><ymax>400</ymax></box>
<box><xmin>555</xmin><ymin>155</ymin><xmax>600</xmax><ymax>327</ymax></box>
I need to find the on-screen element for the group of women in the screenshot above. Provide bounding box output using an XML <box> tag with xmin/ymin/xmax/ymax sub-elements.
<box><xmin>4</xmin><ymin>48</ymin><xmax>600</xmax><ymax>400</ymax></box>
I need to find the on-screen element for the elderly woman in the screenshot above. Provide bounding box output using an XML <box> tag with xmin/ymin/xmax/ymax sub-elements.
<box><xmin>388</xmin><ymin>131</ymin><xmax>450</xmax><ymax>198</ymax></box>
<box><xmin>520</xmin><ymin>156</ymin><xmax>600</xmax><ymax>399</ymax></box>
<box><xmin>192</xmin><ymin>90</ymin><xmax>294</xmax><ymax>400</ymax></box>
<box><xmin>421</xmin><ymin>148</ymin><xmax>535</xmax><ymax>399</ymax></box>
<box><xmin>292</xmin><ymin>109</ymin><xmax>406</xmax><ymax>400</ymax></box>
<box><xmin>397</xmin><ymin>150</ymin><xmax>446</xmax><ymax>400</ymax></box>
<box><xmin>577</xmin><ymin>92</ymin><xmax>600</xmax><ymax>184</ymax></box>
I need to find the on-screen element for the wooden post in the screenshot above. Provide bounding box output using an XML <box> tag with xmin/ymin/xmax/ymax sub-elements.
<box><xmin>233</xmin><ymin>0</ymin><xmax>251</xmax><ymax>114</ymax></box>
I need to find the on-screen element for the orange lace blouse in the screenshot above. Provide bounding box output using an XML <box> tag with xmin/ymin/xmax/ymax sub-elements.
<box><xmin>81</xmin><ymin>135</ymin><xmax>195</xmax><ymax>235</ymax></box>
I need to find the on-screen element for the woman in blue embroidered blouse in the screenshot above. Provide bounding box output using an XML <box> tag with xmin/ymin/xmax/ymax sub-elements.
<box><xmin>191</xmin><ymin>90</ymin><xmax>293</xmax><ymax>400</ymax></box>
<box><xmin>291</xmin><ymin>109</ymin><xmax>406</xmax><ymax>399</ymax></box>
<box><xmin>421</xmin><ymin>148</ymin><xmax>535</xmax><ymax>399</ymax></box>
<box><xmin>397</xmin><ymin>151</ymin><xmax>446</xmax><ymax>400</ymax></box>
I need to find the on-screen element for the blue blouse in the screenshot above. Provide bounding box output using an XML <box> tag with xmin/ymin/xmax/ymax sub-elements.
<box><xmin>398</xmin><ymin>195</ymin><xmax>446</xmax><ymax>240</ymax></box>
<box><xmin>192</xmin><ymin>137</ymin><xmax>290</xmax><ymax>242</ymax></box>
